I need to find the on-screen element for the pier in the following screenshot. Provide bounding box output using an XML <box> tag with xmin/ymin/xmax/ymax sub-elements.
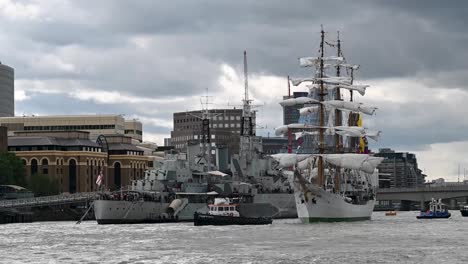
<box><xmin>0</xmin><ymin>192</ymin><xmax>96</xmax><ymax>210</ymax></box>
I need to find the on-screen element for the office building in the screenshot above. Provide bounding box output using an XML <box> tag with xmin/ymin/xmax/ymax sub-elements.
<box><xmin>375</xmin><ymin>148</ymin><xmax>426</xmax><ymax>188</ymax></box>
<box><xmin>0</xmin><ymin>115</ymin><xmax>143</xmax><ymax>142</ymax></box>
<box><xmin>282</xmin><ymin>92</ymin><xmax>308</xmax><ymax>125</ymax></box>
<box><xmin>170</xmin><ymin>108</ymin><xmax>247</xmax><ymax>156</ymax></box>
<box><xmin>0</xmin><ymin>62</ymin><xmax>14</xmax><ymax>117</ymax></box>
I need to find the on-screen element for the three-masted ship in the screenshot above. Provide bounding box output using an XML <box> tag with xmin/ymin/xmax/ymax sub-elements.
<box><xmin>272</xmin><ymin>27</ymin><xmax>384</xmax><ymax>222</ymax></box>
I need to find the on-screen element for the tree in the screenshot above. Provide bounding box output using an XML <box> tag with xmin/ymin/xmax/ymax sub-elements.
<box><xmin>28</xmin><ymin>173</ymin><xmax>60</xmax><ymax>196</ymax></box>
<box><xmin>0</xmin><ymin>151</ymin><xmax>27</xmax><ymax>187</ymax></box>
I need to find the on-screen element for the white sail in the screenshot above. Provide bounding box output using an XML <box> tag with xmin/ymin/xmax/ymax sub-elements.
<box><xmin>270</xmin><ymin>153</ymin><xmax>312</xmax><ymax>168</ymax></box>
<box><xmin>290</xmin><ymin>125</ymin><xmax>381</xmax><ymax>141</ymax></box>
<box><xmin>279</xmin><ymin>97</ymin><xmax>319</xmax><ymax>107</ymax></box>
<box><xmin>334</xmin><ymin>126</ymin><xmax>380</xmax><ymax>140</ymax></box>
<box><xmin>299</xmin><ymin>106</ymin><xmax>319</xmax><ymax>116</ymax></box>
<box><xmin>365</xmin><ymin>130</ymin><xmax>382</xmax><ymax>141</ymax></box>
<box><xmin>294</xmin><ymin>131</ymin><xmax>317</xmax><ymax>139</ymax></box>
<box><xmin>274</xmin><ymin>123</ymin><xmax>311</xmax><ymax>136</ymax></box>
<box><xmin>297</xmin><ymin>157</ymin><xmax>313</xmax><ymax>171</ymax></box>
<box><xmin>340</xmin><ymin>64</ymin><xmax>360</xmax><ymax>70</ymax></box>
<box><xmin>334</xmin><ymin>126</ymin><xmax>366</xmax><ymax>137</ymax></box>
<box><xmin>273</xmin><ymin>153</ymin><xmax>383</xmax><ymax>174</ymax></box>
<box><xmin>318</xmin><ymin>154</ymin><xmax>384</xmax><ymax>174</ymax></box>
<box><xmin>315</xmin><ymin>77</ymin><xmax>352</xmax><ymax>85</ymax></box>
<box><xmin>291</xmin><ymin>78</ymin><xmax>314</xmax><ymax>86</ymax></box>
<box><xmin>330</xmin><ymin>84</ymin><xmax>368</xmax><ymax>96</ymax></box>
<box><xmin>292</xmin><ymin>77</ymin><xmax>352</xmax><ymax>86</ymax></box>
<box><xmin>323</xmin><ymin>100</ymin><xmax>377</xmax><ymax>115</ymax></box>
<box><xmin>299</xmin><ymin>56</ymin><xmax>344</xmax><ymax>67</ymax></box>
<box><xmin>306</xmin><ymin>83</ymin><xmax>368</xmax><ymax>96</ymax></box>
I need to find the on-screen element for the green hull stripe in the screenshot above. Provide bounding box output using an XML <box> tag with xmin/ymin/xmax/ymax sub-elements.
<box><xmin>300</xmin><ymin>216</ymin><xmax>371</xmax><ymax>223</ymax></box>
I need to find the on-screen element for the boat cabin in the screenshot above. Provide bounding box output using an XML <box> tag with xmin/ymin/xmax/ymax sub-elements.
<box><xmin>208</xmin><ymin>198</ymin><xmax>240</xmax><ymax>217</ymax></box>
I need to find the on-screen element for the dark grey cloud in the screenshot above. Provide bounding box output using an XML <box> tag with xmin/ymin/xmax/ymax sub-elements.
<box><xmin>1</xmin><ymin>0</ymin><xmax>467</xmax><ymax>152</ymax></box>
<box><xmin>3</xmin><ymin>1</ymin><xmax>467</xmax><ymax>93</ymax></box>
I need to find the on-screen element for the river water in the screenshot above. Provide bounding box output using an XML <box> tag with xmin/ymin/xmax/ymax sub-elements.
<box><xmin>1</xmin><ymin>211</ymin><xmax>467</xmax><ymax>264</ymax></box>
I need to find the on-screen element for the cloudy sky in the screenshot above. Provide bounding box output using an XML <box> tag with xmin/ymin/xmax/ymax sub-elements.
<box><xmin>1</xmin><ymin>0</ymin><xmax>467</xmax><ymax>181</ymax></box>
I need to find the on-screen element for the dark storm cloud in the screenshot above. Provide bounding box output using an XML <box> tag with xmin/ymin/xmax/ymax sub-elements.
<box><xmin>3</xmin><ymin>0</ymin><xmax>467</xmax><ymax>94</ymax></box>
<box><xmin>2</xmin><ymin>0</ymin><xmax>467</xmax><ymax>148</ymax></box>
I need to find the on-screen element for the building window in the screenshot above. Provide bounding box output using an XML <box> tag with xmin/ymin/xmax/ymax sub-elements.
<box><xmin>41</xmin><ymin>159</ymin><xmax>49</xmax><ymax>175</ymax></box>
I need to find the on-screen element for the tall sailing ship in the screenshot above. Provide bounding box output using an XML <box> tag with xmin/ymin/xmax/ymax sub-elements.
<box><xmin>272</xmin><ymin>27</ymin><xmax>384</xmax><ymax>223</ymax></box>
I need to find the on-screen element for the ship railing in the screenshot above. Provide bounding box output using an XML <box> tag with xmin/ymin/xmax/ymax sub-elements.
<box><xmin>0</xmin><ymin>192</ymin><xmax>97</xmax><ymax>209</ymax></box>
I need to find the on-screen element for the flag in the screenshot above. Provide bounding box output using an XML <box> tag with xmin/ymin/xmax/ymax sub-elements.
<box><xmin>96</xmin><ymin>171</ymin><xmax>103</xmax><ymax>186</ymax></box>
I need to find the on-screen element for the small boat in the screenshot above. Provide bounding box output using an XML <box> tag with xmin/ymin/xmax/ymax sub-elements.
<box><xmin>385</xmin><ymin>211</ymin><xmax>397</xmax><ymax>216</ymax></box>
<box><xmin>460</xmin><ymin>206</ymin><xmax>468</xmax><ymax>217</ymax></box>
<box><xmin>417</xmin><ymin>198</ymin><xmax>451</xmax><ymax>219</ymax></box>
<box><xmin>194</xmin><ymin>198</ymin><xmax>272</xmax><ymax>226</ymax></box>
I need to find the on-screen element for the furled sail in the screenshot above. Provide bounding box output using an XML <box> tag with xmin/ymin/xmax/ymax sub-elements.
<box><xmin>297</xmin><ymin>157</ymin><xmax>314</xmax><ymax>171</ymax></box>
<box><xmin>340</xmin><ymin>64</ymin><xmax>360</xmax><ymax>70</ymax></box>
<box><xmin>306</xmin><ymin>84</ymin><xmax>368</xmax><ymax>96</ymax></box>
<box><xmin>299</xmin><ymin>56</ymin><xmax>344</xmax><ymax>67</ymax></box>
<box><xmin>289</xmin><ymin>125</ymin><xmax>381</xmax><ymax>141</ymax></box>
<box><xmin>274</xmin><ymin>123</ymin><xmax>311</xmax><ymax>136</ymax></box>
<box><xmin>323</xmin><ymin>100</ymin><xmax>377</xmax><ymax>115</ymax></box>
<box><xmin>364</xmin><ymin>130</ymin><xmax>382</xmax><ymax>141</ymax></box>
<box><xmin>291</xmin><ymin>77</ymin><xmax>352</xmax><ymax>86</ymax></box>
<box><xmin>272</xmin><ymin>153</ymin><xmax>384</xmax><ymax>174</ymax></box>
<box><xmin>291</xmin><ymin>78</ymin><xmax>314</xmax><ymax>86</ymax></box>
<box><xmin>299</xmin><ymin>106</ymin><xmax>319</xmax><ymax>116</ymax></box>
<box><xmin>279</xmin><ymin>97</ymin><xmax>319</xmax><ymax>107</ymax></box>
<box><xmin>270</xmin><ymin>153</ymin><xmax>312</xmax><ymax>168</ymax></box>
<box><xmin>314</xmin><ymin>77</ymin><xmax>352</xmax><ymax>85</ymax></box>
<box><xmin>333</xmin><ymin>126</ymin><xmax>366</xmax><ymax>137</ymax></box>
<box><xmin>294</xmin><ymin>131</ymin><xmax>317</xmax><ymax>139</ymax></box>
<box><xmin>329</xmin><ymin>84</ymin><xmax>368</xmax><ymax>96</ymax></box>
<box><xmin>318</xmin><ymin>154</ymin><xmax>384</xmax><ymax>174</ymax></box>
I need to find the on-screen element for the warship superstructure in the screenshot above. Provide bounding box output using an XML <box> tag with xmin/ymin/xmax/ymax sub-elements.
<box><xmin>230</xmin><ymin>51</ymin><xmax>297</xmax><ymax>218</ymax></box>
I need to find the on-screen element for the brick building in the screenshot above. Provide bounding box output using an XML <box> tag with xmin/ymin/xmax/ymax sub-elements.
<box><xmin>8</xmin><ymin>131</ymin><xmax>149</xmax><ymax>193</ymax></box>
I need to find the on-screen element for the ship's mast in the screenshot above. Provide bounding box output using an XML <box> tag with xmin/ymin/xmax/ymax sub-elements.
<box><xmin>200</xmin><ymin>98</ymin><xmax>212</xmax><ymax>173</ymax></box>
<box><xmin>318</xmin><ymin>25</ymin><xmax>325</xmax><ymax>187</ymax></box>
<box><xmin>287</xmin><ymin>75</ymin><xmax>293</xmax><ymax>154</ymax></box>
<box><xmin>241</xmin><ymin>50</ymin><xmax>254</xmax><ymax>137</ymax></box>
<box><xmin>334</xmin><ymin>31</ymin><xmax>342</xmax><ymax>192</ymax></box>
<box><xmin>244</xmin><ymin>50</ymin><xmax>249</xmax><ymax>103</ymax></box>
<box><xmin>348</xmin><ymin>60</ymin><xmax>358</xmax><ymax>152</ymax></box>
<box><xmin>335</xmin><ymin>31</ymin><xmax>342</xmax><ymax>152</ymax></box>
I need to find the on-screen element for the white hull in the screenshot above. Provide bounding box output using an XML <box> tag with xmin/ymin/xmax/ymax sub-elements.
<box><xmin>294</xmin><ymin>186</ymin><xmax>375</xmax><ymax>222</ymax></box>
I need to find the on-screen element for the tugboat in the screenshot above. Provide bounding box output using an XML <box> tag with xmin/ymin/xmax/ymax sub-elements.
<box><xmin>194</xmin><ymin>198</ymin><xmax>273</xmax><ymax>226</ymax></box>
<box><xmin>460</xmin><ymin>205</ymin><xmax>468</xmax><ymax>217</ymax></box>
<box><xmin>417</xmin><ymin>198</ymin><xmax>451</xmax><ymax>219</ymax></box>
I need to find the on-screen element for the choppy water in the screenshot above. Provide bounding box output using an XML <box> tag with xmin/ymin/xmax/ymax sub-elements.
<box><xmin>1</xmin><ymin>211</ymin><xmax>467</xmax><ymax>264</ymax></box>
